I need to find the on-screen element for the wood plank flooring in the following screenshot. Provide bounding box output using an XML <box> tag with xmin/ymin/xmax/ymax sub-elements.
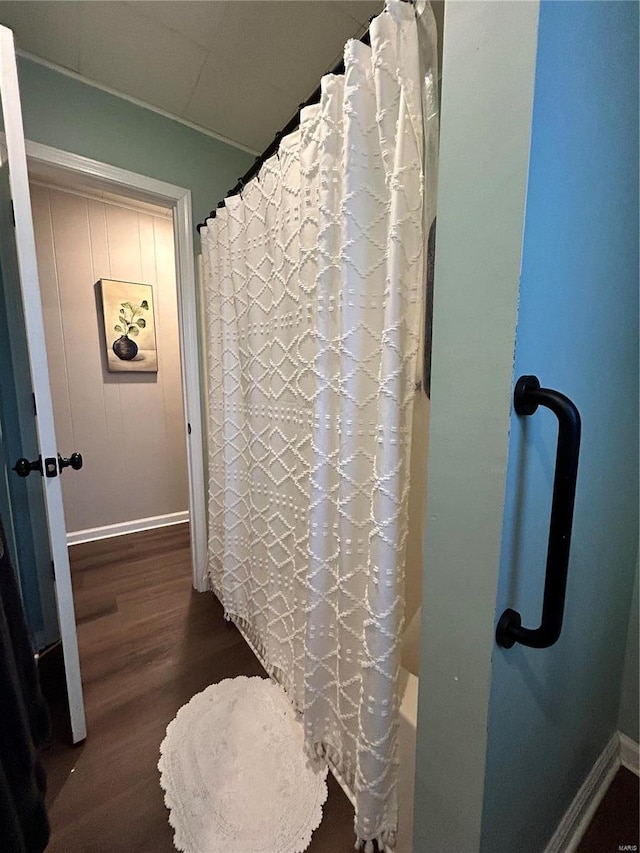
<box><xmin>40</xmin><ymin>523</ymin><xmax>639</xmax><ymax>852</ymax></box>
<box><xmin>577</xmin><ymin>766</ymin><xmax>639</xmax><ymax>853</ymax></box>
<box><xmin>41</xmin><ymin>524</ymin><xmax>355</xmax><ymax>852</ymax></box>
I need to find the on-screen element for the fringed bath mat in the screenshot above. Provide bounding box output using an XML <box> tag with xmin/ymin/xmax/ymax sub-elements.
<box><xmin>159</xmin><ymin>676</ymin><xmax>328</xmax><ymax>853</ymax></box>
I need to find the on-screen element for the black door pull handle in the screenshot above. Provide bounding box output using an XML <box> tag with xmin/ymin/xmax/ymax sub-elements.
<box><xmin>13</xmin><ymin>455</ymin><xmax>59</xmax><ymax>478</ymax></box>
<box><xmin>496</xmin><ymin>375</ymin><xmax>581</xmax><ymax>649</ymax></box>
<box><xmin>58</xmin><ymin>452</ymin><xmax>83</xmax><ymax>473</ymax></box>
<box><xmin>13</xmin><ymin>456</ymin><xmax>43</xmax><ymax>477</ymax></box>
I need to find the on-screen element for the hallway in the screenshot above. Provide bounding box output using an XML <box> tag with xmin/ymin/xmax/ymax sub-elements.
<box><xmin>41</xmin><ymin>525</ymin><xmax>355</xmax><ymax>852</ymax></box>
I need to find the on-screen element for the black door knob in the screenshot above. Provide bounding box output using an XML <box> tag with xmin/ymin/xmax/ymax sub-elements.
<box><xmin>58</xmin><ymin>452</ymin><xmax>83</xmax><ymax>473</ymax></box>
<box><xmin>13</xmin><ymin>456</ymin><xmax>42</xmax><ymax>477</ymax></box>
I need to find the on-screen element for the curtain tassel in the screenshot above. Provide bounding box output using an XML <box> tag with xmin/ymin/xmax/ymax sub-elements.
<box><xmin>355</xmin><ymin>829</ymin><xmax>398</xmax><ymax>852</ymax></box>
<box><xmin>380</xmin><ymin>828</ymin><xmax>397</xmax><ymax>851</ymax></box>
<box><xmin>354</xmin><ymin>837</ymin><xmax>377</xmax><ymax>853</ymax></box>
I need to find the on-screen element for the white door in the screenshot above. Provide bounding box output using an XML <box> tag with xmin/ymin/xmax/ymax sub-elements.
<box><xmin>0</xmin><ymin>24</ymin><xmax>86</xmax><ymax>743</ymax></box>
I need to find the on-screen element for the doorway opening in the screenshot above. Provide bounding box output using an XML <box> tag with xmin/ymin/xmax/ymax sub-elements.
<box><xmin>29</xmin><ymin>172</ymin><xmax>190</xmax><ymax>551</ymax></box>
<box><xmin>13</xmin><ymin>140</ymin><xmax>209</xmax><ymax>752</ymax></box>
<box><xmin>24</xmin><ymin>140</ymin><xmax>207</xmax><ymax>594</ymax></box>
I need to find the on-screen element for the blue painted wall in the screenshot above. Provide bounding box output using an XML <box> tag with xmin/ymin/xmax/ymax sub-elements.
<box><xmin>482</xmin><ymin>3</ymin><xmax>639</xmax><ymax>852</ymax></box>
<box><xmin>0</xmin><ymin>266</ymin><xmax>47</xmax><ymax>645</ymax></box>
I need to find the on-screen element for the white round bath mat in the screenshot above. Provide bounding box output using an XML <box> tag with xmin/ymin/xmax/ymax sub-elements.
<box><xmin>159</xmin><ymin>676</ymin><xmax>328</xmax><ymax>853</ymax></box>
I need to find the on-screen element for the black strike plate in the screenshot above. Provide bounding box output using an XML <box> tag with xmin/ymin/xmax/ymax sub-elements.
<box><xmin>44</xmin><ymin>457</ymin><xmax>58</xmax><ymax>478</ymax></box>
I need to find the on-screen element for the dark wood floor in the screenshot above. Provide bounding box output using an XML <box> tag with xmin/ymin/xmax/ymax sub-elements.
<box><xmin>577</xmin><ymin>766</ymin><xmax>639</xmax><ymax>853</ymax></box>
<box><xmin>41</xmin><ymin>524</ymin><xmax>355</xmax><ymax>852</ymax></box>
<box><xmin>39</xmin><ymin>523</ymin><xmax>640</xmax><ymax>852</ymax></box>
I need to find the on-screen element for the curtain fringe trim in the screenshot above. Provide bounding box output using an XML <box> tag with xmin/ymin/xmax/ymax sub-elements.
<box><xmin>221</xmin><ymin>606</ymin><xmax>303</xmax><ymax>714</ymax></box>
<box><xmin>218</xmin><ymin>600</ymin><xmax>398</xmax><ymax>851</ymax></box>
<box><xmin>354</xmin><ymin>828</ymin><xmax>398</xmax><ymax>853</ymax></box>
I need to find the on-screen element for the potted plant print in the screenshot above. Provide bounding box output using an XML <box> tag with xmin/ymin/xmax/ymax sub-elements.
<box><xmin>112</xmin><ymin>299</ymin><xmax>149</xmax><ymax>361</ymax></box>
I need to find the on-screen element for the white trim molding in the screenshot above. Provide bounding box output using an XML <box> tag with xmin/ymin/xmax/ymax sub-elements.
<box><xmin>67</xmin><ymin>511</ymin><xmax>189</xmax><ymax>546</ymax></box>
<box><xmin>0</xmin><ymin>28</ymin><xmax>87</xmax><ymax>742</ymax></box>
<box><xmin>619</xmin><ymin>732</ymin><xmax>640</xmax><ymax>776</ymax></box>
<box><xmin>14</xmin><ymin>138</ymin><xmax>209</xmax><ymax>592</ymax></box>
<box><xmin>173</xmin><ymin>191</ymin><xmax>209</xmax><ymax>593</ymax></box>
<box><xmin>23</xmin><ymin>138</ymin><xmax>193</xmax><ymax>205</ymax></box>
<box><xmin>544</xmin><ymin>731</ymin><xmax>640</xmax><ymax>853</ymax></box>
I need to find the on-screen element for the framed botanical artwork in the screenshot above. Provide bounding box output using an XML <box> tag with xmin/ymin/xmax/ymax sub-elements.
<box><xmin>99</xmin><ymin>279</ymin><xmax>158</xmax><ymax>373</ymax></box>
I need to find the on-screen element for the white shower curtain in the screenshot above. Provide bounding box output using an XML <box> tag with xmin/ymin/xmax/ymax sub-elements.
<box><xmin>201</xmin><ymin>2</ymin><xmax>438</xmax><ymax>848</ymax></box>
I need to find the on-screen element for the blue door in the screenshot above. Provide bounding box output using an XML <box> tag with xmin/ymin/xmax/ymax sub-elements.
<box><xmin>482</xmin><ymin>3</ymin><xmax>638</xmax><ymax>851</ymax></box>
<box><xmin>0</xmin><ymin>269</ymin><xmax>59</xmax><ymax>651</ymax></box>
<box><xmin>414</xmin><ymin>3</ymin><xmax>638</xmax><ymax>851</ymax></box>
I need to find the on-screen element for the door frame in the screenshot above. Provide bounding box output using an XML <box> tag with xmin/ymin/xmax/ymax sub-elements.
<box><xmin>18</xmin><ymin>139</ymin><xmax>208</xmax><ymax>593</ymax></box>
<box><xmin>413</xmin><ymin>1</ymin><xmax>540</xmax><ymax>851</ymax></box>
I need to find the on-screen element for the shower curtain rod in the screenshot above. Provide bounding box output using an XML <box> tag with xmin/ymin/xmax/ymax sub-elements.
<box><xmin>196</xmin><ymin>0</ymin><xmax>415</xmax><ymax>232</ymax></box>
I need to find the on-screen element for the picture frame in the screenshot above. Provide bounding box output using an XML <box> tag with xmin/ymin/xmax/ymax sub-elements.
<box><xmin>98</xmin><ymin>279</ymin><xmax>158</xmax><ymax>373</ymax></box>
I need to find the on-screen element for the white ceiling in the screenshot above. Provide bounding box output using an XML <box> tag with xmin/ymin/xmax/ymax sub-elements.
<box><xmin>0</xmin><ymin>1</ymin><xmax>384</xmax><ymax>153</ymax></box>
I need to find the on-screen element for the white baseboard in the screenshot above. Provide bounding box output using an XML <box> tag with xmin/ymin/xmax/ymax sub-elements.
<box><xmin>544</xmin><ymin>731</ymin><xmax>640</xmax><ymax>853</ymax></box>
<box><xmin>543</xmin><ymin>733</ymin><xmax>620</xmax><ymax>853</ymax></box>
<box><xmin>67</xmin><ymin>511</ymin><xmax>189</xmax><ymax>546</ymax></box>
<box><xmin>619</xmin><ymin>732</ymin><xmax>640</xmax><ymax>776</ymax></box>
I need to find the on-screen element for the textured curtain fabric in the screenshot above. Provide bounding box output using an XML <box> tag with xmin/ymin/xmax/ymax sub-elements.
<box><xmin>201</xmin><ymin>2</ymin><xmax>438</xmax><ymax>848</ymax></box>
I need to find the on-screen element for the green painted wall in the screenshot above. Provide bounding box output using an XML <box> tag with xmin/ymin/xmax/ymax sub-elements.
<box><xmin>15</xmin><ymin>57</ymin><xmax>253</xmax><ymax>230</ymax></box>
<box><xmin>412</xmin><ymin>3</ymin><xmax>540</xmax><ymax>851</ymax></box>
